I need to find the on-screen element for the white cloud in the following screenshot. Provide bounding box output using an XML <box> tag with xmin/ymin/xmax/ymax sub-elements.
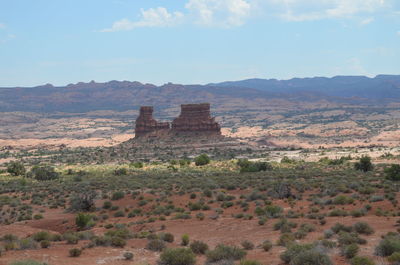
<box><xmin>397</xmin><ymin>30</ymin><xmax>400</xmax><ymax>36</ymax></box>
<box><xmin>264</xmin><ymin>0</ymin><xmax>388</xmax><ymax>22</ymax></box>
<box><xmin>360</xmin><ymin>17</ymin><xmax>374</xmax><ymax>25</ymax></box>
<box><xmin>185</xmin><ymin>0</ymin><xmax>252</xmax><ymax>27</ymax></box>
<box><xmin>0</xmin><ymin>23</ymin><xmax>6</xmax><ymax>29</ymax></box>
<box><xmin>100</xmin><ymin>0</ymin><xmax>390</xmax><ymax>32</ymax></box>
<box><xmin>101</xmin><ymin>7</ymin><xmax>184</xmax><ymax>32</ymax></box>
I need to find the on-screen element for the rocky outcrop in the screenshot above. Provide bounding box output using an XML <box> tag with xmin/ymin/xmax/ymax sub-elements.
<box><xmin>172</xmin><ymin>103</ymin><xmax>221</xmax><ymax>133</ymax></box>
<box><xmin>135</xmin><ymin>106</ymin><xmax>170</xmax><ymax>137</ymax></box>
<box><xmin>135</xmin><ymin>103</ymin><xmax>221</xmax><ymax>138</ymax></box>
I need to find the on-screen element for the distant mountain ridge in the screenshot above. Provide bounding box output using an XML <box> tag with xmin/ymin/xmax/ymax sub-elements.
<box><xmin>208</xmin><ymin>75</ymin><xmax>400</xmax><ymax>99</ymax></box>
<box><xmin>0</xmin><ymin>75</ymin><xmax>399</xmax><ymax>113</ymax></box>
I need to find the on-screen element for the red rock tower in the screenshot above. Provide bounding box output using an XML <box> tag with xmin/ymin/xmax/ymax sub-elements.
<box><xmin>172</xmin><ymin>103</ymin><xmax>221</xmax><ymax>134</ymax></box>
<box><xmin>135</xmin><ymin>106</ymin><xmax>169</xmax><ymax>137</ymax></box>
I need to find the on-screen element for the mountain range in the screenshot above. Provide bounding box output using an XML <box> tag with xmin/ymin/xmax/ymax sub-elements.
<box><xmin>1</xmin><ymin>75</ymin><xmax>399</xmax><ymax>113</ymax></box>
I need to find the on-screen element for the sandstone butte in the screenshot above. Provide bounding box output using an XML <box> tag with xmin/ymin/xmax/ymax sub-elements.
<box><xmin>135</xmin><ymin>103</ymin><xmax>221</xmax><ymax>138</ymax></box>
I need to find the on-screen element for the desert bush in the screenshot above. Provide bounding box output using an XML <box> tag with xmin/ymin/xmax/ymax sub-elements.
<box><xmin>190</xmin><ymin>240</ymin><xmax>209</xmax><ymax>254</ymax></box>
<box><xmin>277</xmin><ymin>233</ymin><xmax>295</xmax><ymax>247</ymax></box>
<box><xmin>354</xmin><ymin>156</ymin><xmax>373</xmax><ymax>172</ymax></box>
<box><xmin>63</xmin><ymin>233</ymin><xmax>79</xmax><ymax>244</ymax></box>
<box><xmin>9</xmin><ymin>261</ymin><xmax>48</xmax><ymax>265</ymax></box>
<box><xmin>28</xmin><ymin>166</ymin><xmax>59</xmax><ymax>181</ymax></box>
<box><xmin>114</xmin><ymin>168</ymin><xmax>127</xmax><ymax>176</ymax></box>
<box><xmin>385</xmin><ymin>164</ymin><xmax>400</xmax><ymax>181</ymax></box>
<box><xmin>262</xmin><ymin>240</ymin><xmax>272</xmax><ymax>251</ymax></box>
<box><xmin>40</xmin><ymin>240</ymin><xmax>51</xmax><ymax>248</ymax></box>
<box><xmin>265</xmin><ymin>205</ymin><xmax>283</xmax><ymax>218</ymax></box>
<box><xmin>18</xmin><ymin>238</ymin><xmax>38</xmax><ymax>250</ymax></box>
<box><xmin>160</xmin><ymin>232</ymin><xmax>174</xmax><ymax>243</ymax></box>
<box><xmin>333</xmin><ymin>195</ymin><xmax>354</xmax><ymax>205</ymax></box>
<box><xmin>353</xmin><ymin>222</ymin><xmax>374</xmax><ymax>235</ymax></box>
<box><xmin>75</xmin><ymin>213</ymin><xmax>92</xmax><ymax>230</ymax></box>
<box><xmin>123</xmin><ymin>251</ymin><xmax>134</xmax><ymax>260</ymax></box>
<box><xmin>7</xmin><ymin>161</ymin><xmax>26</xmax><ymax>176</ymax></box>
<box><xmin>237</xmin><ymin>159</ymin><xmax>272</xmax><ymax>173</ymax></box>
<box><xmin>350</xmin><ymin>256</ymin><xmax>375</xmax><ymax>265</ymax></box>
<box><xmin>388</xmin><ymin>251</ymin><xmax>400</xmax><ymax>263</ymax></box>
<box><xmin>281</xmin><ymin>244</ymin><xmax>332</xmax><ymax>265</ymax></box>
<box><xmin>111</xmin><ymin>236</ymin><xmax>126</xmax><ymax>247</ymax></box>
<box><xmin>69</xmin><ymin>248</ymin><xmax>82</xmax><ymax>257</ymax></box>
<box><xmin>239</xmin><ymin>260</ymin><xmax>262</xmax><ymax>265</ymax></box>
<box><xmin>342</xmin><ymin>244</ymin><xmax>359</xmax><ymax>259</ymax></box>
<box><xmin>206</xmin><ymin>244</ymin><xmax>246</xmax><ymax>263</ymax></box>
<box><xmin>181</xmin><ymin>234</ymin><xmax>189</xmax><ymax>246</ymax></box>
<box><xmin>69</xmin><ymin>190</ymin><xmax>96</xmax><ymax>212</ymax></box>
<box><xmin>111</xmin><ymin>191</ymin><xmax>125</xmax><ymax>200</ymax></box>
<box><xmin>159</xmin><ymin>248</ymin><xmax>196</xmax><ymax>265</ymax></box>
<box><xmin>290</xmin><ymin>250</ymin><xmax>332</xmax><ymax>265</ymax></box>
<box><xmin>194</xmin><ymin>154</ymin><xmax>211</xmax><ymax>166</ymax></box>
<box><xmin>375</xmin><ymin>234</ymin><xmax>400</xmax><ymax>256</ymax></box>
<box><xmin>32</xmin><ymin>231</ymin><xmax>51</xmax><ymax>242</ymax></box>
<box><xmin>241</xmin><ymin>240</ymin><xmax>254</xmax><ymax>250</ymax></box>
<box><xmin>103</xmin><ymin>201</ymin><xmax>112</xmax><ymax>209</ymax></box>
<box><xmin>146</xmin><ymin>239</ymin><xmax>166</xmax><ymax>251</ymax></box>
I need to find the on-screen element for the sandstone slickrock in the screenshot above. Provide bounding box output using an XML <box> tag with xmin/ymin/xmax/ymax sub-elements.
<box><xmin>134</xmin><ymin>103</ymin><xmax>221</xmax><ymax>138</ymax></box>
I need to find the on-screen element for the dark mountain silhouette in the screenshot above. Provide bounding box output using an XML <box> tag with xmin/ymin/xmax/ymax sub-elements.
<box><xmin>0</xmin><ymin>75</ymin><xmax>399</xmax><ymax>113</ymax></box>
<box><xmin>208</xmin><ymin>75</ymin><xmax>400</xmax><ymax>99</ymax></box>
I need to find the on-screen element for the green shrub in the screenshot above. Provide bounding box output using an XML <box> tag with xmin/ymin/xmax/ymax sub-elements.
<box><xmin>265</xmin><ymin>205</ymin><xmax>283</xmax><ymax>218</ymax></box>
<box><xmin>28</xmin><ymin>166</ymin><xmax>59</xmax><ymax>181</ymax></box>
<box><xmin>206</xmin><ymin>244</ymin><xmax>246</xmax><ymax>262</ymax></box>
<box><xmin>40</xmin><ymin>240</ymin><xmax>51</xmax><ymax>248</ymax></box>
<box><xmin>9</xmin><ymin>260</ymin><xmax>48</xmax><ymax>265</ymax></box>
<box><xmin>262</xmin><ymin>240</ymin><xmax>272</xmax><ymax>252</ymax></box>
<box><xmin>351</xmin><ymin>256</ymin><xmax>375</xmax><ymax>265</ymax></box>
<box><xmin>239</xmin><ymin>260</ymin><xmax>262</xmax><ymax>265</ymax></box>
<box><xmin>159</xmin><ymin>248</ymin><xmax>196</xmax><ymax>265</ymax></box>
<box><xmin>63</xmin><ymin>233</ymin><xmax>79</xmax><ymax>244</ymax></box>
<box><xmin>375</xmin><ymin>234</ymin><xmax>400</xmax><ymax>256</ymax></box>
<box><xmin>190</xmin><ymin>240</ymin><xmax>209</xmax><ymax>254</ymax></box>
<box><xmin>111</xmin><ymin>191</ymin><xmax>125</xmax><ymax>200</ymax></box>
<box><xmin>354</xmin><ymin>156</ymin><xmax>373</xmax><ymax>172</ymax></box>
<box><xmin>385</xmin><ymin>164</ymin><xmax>400</xmax><ymax>181</ymax></box>
<box><xmin>280</xmin><ymin>244</ymin><xmax>313</xmax><ymax>263</ymax></box>
<box><xmin>146</xmin><ymin>239</ymin><xmax>166</xmax><ymax>252</ymax></box>
<box><xmin>7</xmin><ymin>161</ymin><xmax>26</xmax><ymax>176</ymax></box>
<box><xmin>69</xmin><ymin>248</ymin><xmax>82</xmax><ymax>257</ymax></box>
<box><xmin>181</xmin><ymin>234</ymin><xmax>189</xmax><ymax>246</ymax></box>
<box><xmin>160</xmin><ymin>232</ymin><xmax>174</xmax><ymax>243</ymax></box>
<box><xmin>18</xmin><ymin>238</ymin><xmax>38</xmax><ymax>250</ymax></box>
<box><xmin>75</xmin><ymin>213</ymin><xmax>92</xmax><ymax>230</ymax></box>
<box><xmin>277</xmin><ymin>233</ymin><xmax>295</xmax><ymax>247</ymax></box>
<box><xmin>241</xmin><ymin>240</ymin><xmax>254</xmax><ymax>250</ymax></box>
<box><xmin>194</xmin><ymin>154</ymin><xmax>211</xmax><ymax>166</ymax></box>
<box><xmin>114</xmin><ymin>168</ymin><xmax>127</xmax><ymax>176</ymax></box>
<box><xmin>290</xmin><ymin>250</ymin><xmax>332</xmax><ymax>265</ymax></box>
<box><xmin>111</xmin><ymin>236</ymin><xmax>126</xmax><ymax>247</ymax></box>
<box><xmin>123</xmin><ymin>251</ymin><xmax>134</xmax><ymax>260</ymax></box>
<box><xmin>343</xmin><ymin>244</ymin><xmax>359</xmax><ymax>259</ymax></box>
<box><xmin>32</xmin><ymin>231</ymin><xmax>51</xmax><ymax>242</ymax></box>
<box><xmin>69</xmin><ymin>191</ymin><xmax>96</xmax><ymax>212</ymax></box>
<box><xmin>103</xmin><ymin>201</ymin><xmax>112</xmax><ymax>209</ymax></box>
<box><xmin>353</xmin><ymin>222</ymin><xmax>374</xmax><ymax>235</ymax></box>
<box><xmin>388</xmin><ymin>251</ymin><xmax>400</xmax><ymax>263</ymax></box>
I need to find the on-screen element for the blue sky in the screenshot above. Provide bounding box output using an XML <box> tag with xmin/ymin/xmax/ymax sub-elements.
<box><xmin>0</xmin><ymin>0</ymin><xmax>399</xmax><ymax>86</ymax></box>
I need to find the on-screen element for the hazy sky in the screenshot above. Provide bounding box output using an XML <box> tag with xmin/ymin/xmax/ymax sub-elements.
<box><xmin>0</xmin><ymin>0</ymin><xmax>399</xmax><ymax>86</ymax></box>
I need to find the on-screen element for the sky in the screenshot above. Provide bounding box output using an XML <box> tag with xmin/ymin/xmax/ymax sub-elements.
<box><xmin>0</xmin><ymin>0</ymin><xmax>399</xmax><ymax>87</ymax></box>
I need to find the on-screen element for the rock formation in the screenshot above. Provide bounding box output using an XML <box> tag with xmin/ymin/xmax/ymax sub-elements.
<box><xmin>135</xmin><ymin>106</ymin><xmax>170</xmax><ymax>137</ymax></box>
<box><xmin>134</xmin><ymin>103</ymin><xmax>221</xmax><ymax>138</ymax></box>
<box><xmin>172</xmin><ymin>103</ymin><xmax>221</xmax><ymax>133</ymax></box>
